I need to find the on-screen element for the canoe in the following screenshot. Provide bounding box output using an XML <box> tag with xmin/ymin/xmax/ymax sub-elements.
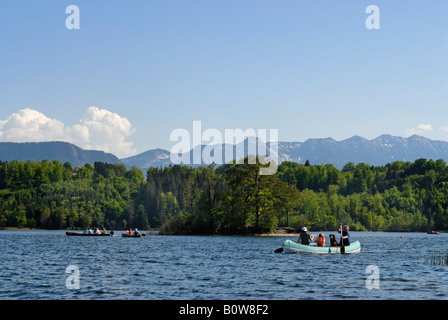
<box><xmin>427</xmin><ymin>231</ymin><xmax>440</xmax><ymax>234</ymax></box>
<box><xmin>121</xmin><ymin>233</ymin><xmax>142</xmax><ymax>238</ymax></box>
<box><xmin>283</xmin><ymin>240</ymin><xmax>361</xmax><ymax>254</ymax></box>
<box><xmin>66</xmin><ymin>231</ymin><xmax>111</xmax><ymax>236</ymax></box>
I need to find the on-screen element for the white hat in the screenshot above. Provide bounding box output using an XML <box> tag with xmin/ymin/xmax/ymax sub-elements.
<box><xmin>302</xmin><ymin>227</ymin><xmax>307</xmax><ymax>231</ymax></box>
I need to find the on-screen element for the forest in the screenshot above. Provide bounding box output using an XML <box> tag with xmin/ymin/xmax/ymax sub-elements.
<box><xmin>1</xmin><ymin>156</ymin><xmax>448</xmax><ymax>233</ymax></box>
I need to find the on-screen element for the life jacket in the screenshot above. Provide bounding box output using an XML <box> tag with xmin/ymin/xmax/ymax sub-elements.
<box><xmin>316</xmin><ymin>237</ymin><xmax>325</xmax><ymax>246</ymax></box>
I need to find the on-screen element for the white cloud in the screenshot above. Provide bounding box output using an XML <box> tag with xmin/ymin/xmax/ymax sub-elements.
<box><xmin>0</xmin><ymin>108</ymin><xmax>66</xmax><ymax>142</ymax></box>
<box><xmin>0</xmin><ymin>107</ymin><xmax>137</xmax><ymax>158</ymax></box>
<box><xmin>404</xmin><ymin>123</ymin><xmax>433</xmax><ymax>136</ymax></box>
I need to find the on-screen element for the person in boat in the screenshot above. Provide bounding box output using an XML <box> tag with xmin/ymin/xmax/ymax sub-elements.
<box><xmin>88</xmin><ymin>228</ymin><xmax>93</xmax><ymax>234</ymax></box>
<box><xmin>95</xmin><ymin>228</ymin><xmax>101</xmax><ymax>234</ymax></box>
<box><xmin>297</xmin><ymin>227</ymin><xmax>314</xmax><ymax>245</ymax></box>
<box><xmin>315</xmin><ymin>233</ymin><xmax>325</xmax><ymax>247</ymax></box>
<box><xmin>134</xmin><ymin>228</ymin><xmax>140</xmax><ymax>235</ymax></box>
<box><xmin>102</xmin><ymin>228</ymin><xmax>107</xmax><ymax>234</ymax></box>
<box><xmin>338</xmin><ymin>225</ymin><xmax>351</xmax><ymax>246</ymax></box>
<box><xmin>83</xmin><ymin>229</ymin><xmax>89</xmax><ymax>234</ymax></box>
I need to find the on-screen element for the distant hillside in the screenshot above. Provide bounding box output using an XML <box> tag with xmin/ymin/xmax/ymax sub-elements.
<box><xmin>120</xmin><ymin>134</ymin><xmax>448</xmax><ymax>170</ymax></box>
<box><xmin>0</xmin><ymin>141</ymin><xmax>121</xmax><ymax>167</ymax></box>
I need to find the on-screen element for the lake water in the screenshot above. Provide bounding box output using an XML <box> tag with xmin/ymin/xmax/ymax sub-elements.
<box><xmin>0</xmin><ymin>230</ymin><xmax>447</xmax><ymax>300</ymax></box>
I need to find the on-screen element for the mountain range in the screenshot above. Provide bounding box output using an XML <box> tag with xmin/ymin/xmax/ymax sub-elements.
<box><xmin>2</xmin><ymin>134</ymin><xmax>448</xmax><ymax>170</ymax></box>
<box><xmin>0</xmin><ymin>141</ymin><xmax>121</xmax><ymax>168</ymax></box>
<box><xmin>121</xmin><ymin>134</ymin><xmax>448</xmax><ymax>170</ymax></box>
<box><xmin>274</xmin><ymin>134</ymin><xmax>448</xmax><ymax>169</ymax></box>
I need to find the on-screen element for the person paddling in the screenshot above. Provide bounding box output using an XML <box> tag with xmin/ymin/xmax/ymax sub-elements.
<box><xmin>297</xmin><ymin>227</ymin><xmax>314</xmax><ymax>245</ymax></box>
<box><xmin>338</xmin><ymin>225</ymin><xmax>350</xmax><ymax>246</ymax></box>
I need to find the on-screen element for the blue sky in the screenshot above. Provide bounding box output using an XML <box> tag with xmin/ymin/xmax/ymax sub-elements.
<box><xmin>0</xmin><ymin>0</ymin><xmax>447</xmax><ymax>158</ymax></box>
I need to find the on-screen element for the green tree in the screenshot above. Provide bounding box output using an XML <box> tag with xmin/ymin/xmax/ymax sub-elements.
<box><xmin>219</xmin><ymin>156</ymin><xmax>296</xmax><ymax>233</ymax></box>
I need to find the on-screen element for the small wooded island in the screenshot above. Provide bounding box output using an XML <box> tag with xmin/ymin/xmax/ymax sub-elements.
<box><xmin>0</xmin><ymin>157</ymin><xmax>447</xmax><ymax>234</ymax></box>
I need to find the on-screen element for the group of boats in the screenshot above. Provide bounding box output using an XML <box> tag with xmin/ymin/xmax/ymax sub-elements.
<box><xmin>66</xmin><ymin>229</ymin><xmax>441</xmax><ymax>251</ymax></box>
<box><xmin>66</xmin><ymin>231</ymin><xmax>144</xmax><ymax>238</ymax></box>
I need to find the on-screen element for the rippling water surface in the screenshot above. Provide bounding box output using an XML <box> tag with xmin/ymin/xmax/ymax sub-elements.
<box><xmin>1</xmin><ymin>231</ymin><xmax>447</xmax><ymax>300</ymax></box>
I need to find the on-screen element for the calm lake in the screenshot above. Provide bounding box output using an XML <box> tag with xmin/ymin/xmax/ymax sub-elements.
<box><xmin>0</xmin><ymin>230</ymin><xmax>447</xmax><ymax>300</ymax></box>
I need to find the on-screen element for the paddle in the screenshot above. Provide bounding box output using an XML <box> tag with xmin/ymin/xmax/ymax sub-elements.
<box><xmin>274</xmin><ymin>247</ymin><xmax>284</xmax><ymax>253</ymax></box>
<box><xmin>339</xmin><ymin>223</ymin><xmax>345</xmax><ymax>254</ymax></box>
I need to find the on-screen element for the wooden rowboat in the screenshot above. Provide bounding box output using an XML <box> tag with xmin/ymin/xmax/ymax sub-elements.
<box><xmin>66</xmin><ymin>231</ymin><xmax>111</xmax><ymax>236</ymax></box>
<box><xmin>283</xmin><ymin>239</ymin><xmax>361</xmax><ymax>254</ymax></box>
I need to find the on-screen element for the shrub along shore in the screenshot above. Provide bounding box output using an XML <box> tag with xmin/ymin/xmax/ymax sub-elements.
<box><xmin>1</xmin><ymin>157</ymin><xmax>447</xmax><ymax>234</ymax></box>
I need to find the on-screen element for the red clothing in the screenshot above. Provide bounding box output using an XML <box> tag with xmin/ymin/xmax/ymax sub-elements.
<box><xmin>315</xmin><ymin>237</ymin><xmax>325</xmax><ymax>246</ymax></box>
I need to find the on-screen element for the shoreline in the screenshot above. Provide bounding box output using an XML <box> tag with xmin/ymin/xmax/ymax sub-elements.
<box><xmin>1</xmin><ymin>227</ymin><xmax>443</xmax><ymax>235</ymax></box>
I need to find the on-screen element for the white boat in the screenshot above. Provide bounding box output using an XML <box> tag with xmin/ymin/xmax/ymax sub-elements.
<box><xmin>283</xmin><ymin>240</ymin><xmax>361</xmax><ymax>254</ymax></box>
